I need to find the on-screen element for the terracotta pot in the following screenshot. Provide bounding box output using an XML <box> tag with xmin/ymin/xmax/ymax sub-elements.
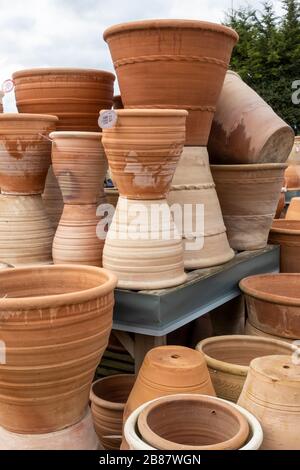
<box><xmin>103</xmin><ymin>197</ymin><xmax>186</xmax><ymax>290</ymax></box>
<box><xmin>245</xmin><ymin>320</ymin><xmax>295</xmax><ymax>344</ymax></box>
<box><xmin>197</xmin><ymin>335</ymin><xmax>295</xmax><ymax>403</ymax></box>
<box><xmin>124</xmin><ymin>346</ymin><xmax>216</xmax><ymax>423</ymax></box>
<box><xmin>42</xmin><ymin>166</ymin><xmax>64</xmax><ymax>229</ymax></box>
<box><xmin>53</xmin><ymin>204</ymin><xmax>106</xmax><ymax>266</ymax></box>
<box><xmin>90</xmin><ymin>374</ymin><xmax>135</xmax><ymax>450</ymax></box>
<box><xmin>124</xmin><ymin>395</ymin><xmax>263</xmax><ymax>451</ymax></box>
<box><xmin>269</xmin><ymin>220</ymin><xmax>300</xmax><ymax>272</ymax></box>
<box><xmin>0</xmin><ymin>264</ymin><xmax>117</xmax><ymax>433</ymax></box>
<box><xmin>0</xmin><ymin>114</ymin><xmax>58</xmax><ymax>195</ymax></box>
<box><xmin>275</xmin><ymin>189</ymin><xmax>286</xmax><ymax>218</ymax></box>
<box><xmin>104</xmin><ymin>20</ymin><xmax>238</xmax><ymax>146</ymax></box>
<box><xmin>104</xmin><ymin>187</ymin><xmax>119</xmax><ymax>208</ymax></box>
<box><xmin>113</xmin><ymin>95</ymin><xmax>124</xmax><ymax>109</ymax></box>
<box><xmin>287</xmin><ymin>136</ymin><xmax>300</xmax><ymax>163</ymax></box>
<box><xmin>102</xmin><ymin>109</ymin><xmax>187</xmax><ymax>199</ymax></box>
<box><xmin>240</xmin><ymin>274</ymin><xmax>300</xmax><ymax>339</ymax></box>
<box><xmin>168</xmin><ymin>147</ymin><xmax>234</xmax><ymax>268</ymax></box>
<box><xmin>285</xmin><ymin>165</ymin><xmax>300</xmax><ymax>190</ymax></box>
<box><xmin>286</xmin><ymin>197</ymin><xmax>300</xmax><ymax>220</ymax></box>
<box><xmin>0</xmin><ymin>194</ymin><xmax>54</xmax><ymax>266</ymax></box>
<box><xmin>51</xmin><ymin>132</ymin><xmax>107</xmax><ymax>204</ymax></box>
<box><xmin>0</xmin><ymin>409</ymin><xmax>101</xmax><ymax>450</ymax></box>
<box><xmin>211</xmin><ymin>163</ymin><xmax>287</xmax><ymax>251</ymax></box>
<box><xmin>238</xmin><ymin>355</ymin><xmax>300</xmax><ymax>450</ymax></box>
<box><xmin>208</xmin><ymin>71</ymin><xmax>294</xmax><ymax>164</ymax></box>
<box><xmin>13</xmin><ymin>68</ymin><xmax>115</xmax><ymax>132</ymax></box>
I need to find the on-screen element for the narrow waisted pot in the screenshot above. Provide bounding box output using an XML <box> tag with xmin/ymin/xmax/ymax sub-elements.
<box><xmin>208</xmin><ymin>71</ymin><xmax>294</xmax><ymax>164</ymax></box>
<box><xmin>269</xmin><ymin>220</ymin><xmax>300</xmax><ymax>272</ymax></box>
<box><xmin>240</xmin><ymin>274</ymin><xmax>300</xmax><ymax>339</ymax></box>
<box><xmin>42</xmin><ymin>166</ymin><xmax>64</xmax><ymax>229</ymax></box>
<box><xmin>245</xmin><ymin>320</ymin><xmax>295</xmax><ymax>344</ymax></box>
<box><xmin>0</xmin><ymin>114</ymin><xmax>58</xmax><ymax>194</ymax></box>
<box><xmin>197</xmin><ymin>335</ymin><xmax>295</xmax><ymax>403</ymax></box>
<box><xmin>211</xmin><ymin>163</ymin><xmax>287</xmax><ymax>251</ymax></box>
<box><xmin>104</xmin><ymin>20</ymin><xmax>238</xmax><ymax>146</ymax></box>
<box><xmin>286</xmin><ymin>197</ymin><xmax>300</xmax><ymax>220</ymax></box>
<box><xmin>90</xmin><ymin>374</ymin><xmax>135</xmax><ymax>450</ymax></box>
<box><xmin>0</xmin><ymin>409</ymin><xmax>101</xmax><ymax>450</ymax></box>
<box><xmin>102</xmin><ymin>109</ymin><xmax>187</xmax><ymax>199</ymax></box>
<box><xmin>13</xmin><ymin>68</ymin><xmax>115</xmax><ymax>132</ymax></box>
<box><xmin>238</xmin><ymin>356</ymin><xmax>300</xmax><ymax>450</ymax></box>
<box><xmin>50</xmin><ymin>132</ymin><xmax>107</xmax><ymax>204</ymax></box>
<box><xmin>0</xmin><ymin>265</ymin><xmax>117</xmax><ymax>433</ymax></box>
<box><xmin>53</xmin><ymin>204</ymin><xmax>106</xmax><ymax>266</ymax></box>
<box><xmin>0</xmin><ymin>194</ymin><xmax>54</xmax><ymax>266</ymax></box>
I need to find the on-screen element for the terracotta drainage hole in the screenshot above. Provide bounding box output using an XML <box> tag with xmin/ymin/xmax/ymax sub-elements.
<box><xmin>283</xmin><ymin>365</ymin><xmax>290</xmax><ymax>369</ymax></box>
<box><xmin>171</xmin><ymin>355</ymin><xmax>180</xmax><ymax>359</ymax></box>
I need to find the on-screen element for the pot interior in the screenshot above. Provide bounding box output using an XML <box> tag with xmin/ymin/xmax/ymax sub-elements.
<box><xmin>241</xmin><ymin>274</ymin><xmax>300</xmax><ymax>300</ymax></box>
<box><xmin>92</xmin><ymin>374</ymin><xmax>135</xmax><ymax>404</ymax></box>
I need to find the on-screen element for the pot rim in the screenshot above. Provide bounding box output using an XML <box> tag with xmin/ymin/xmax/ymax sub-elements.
<box><xmin>270</xmin><ymin>219</ymin><xmax>300</xmax><ymax>234</ymax></box>
<box><xmin>90</xmin><ymin>374</ymin><xmax>135</xmax><ymax>410</ymax></box>
<box><xmin>103</xmin><ymin>19</ymin><xmax>239</xmax><ymax>42</ymax></box>
<box><xmin>12</xmin><ymin>68</ymin><xmax>115</xmax><ymax>81</ymax></box>
<box><xmin>50</xmin><ymin>131</ymin><xmax>102</xmax><ymax>140</ymax></box>
<box><xmin>101</xmin><ymin>109</ymin><xmax>188</xmax><ymax>118</ymax></box>
<box><xmin>0</xmin><ymin>265</ymin><xmax>117</xmax><ymax>310</ymax></box>
<box><xmin>210</xmin><ymin>163</ymin><xmax>288</xmax><ymax>171</ymax></box>
<box><xmin>196</xmin><ymin>335</ymin><xmax>296</xmax><ymax>376</ymax></box>
<box><xmin>240</xmin><ymin>274</ymin><xmax>300</xmax><ymax>306</ymax></box>
<box><xmin>0</xmin><ymin>113</ymin><xmax>58</xmax><ymax>122</ymax></box>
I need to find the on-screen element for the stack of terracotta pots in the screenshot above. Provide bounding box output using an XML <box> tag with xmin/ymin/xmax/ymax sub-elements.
<box><xmin>0</xmin><ymin>114</ymin><xmax>57</xmax><ymax>266</ymax></box>
<box><xmin>0</xmin><ymin>264</ymin><xmax>117</xmax><ymax>449</ymax></box>
<box><xmin>209</xmin><ymin>71</ymin><xmax>293</xmax><ymax>251</ymax></box>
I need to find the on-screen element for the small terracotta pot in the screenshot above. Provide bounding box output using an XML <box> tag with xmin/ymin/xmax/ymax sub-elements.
<box><xmin>124</xmin><ymin>346</ymin><xmax>216</xmax><ymax>423</ymax></box>
<box><xmin>0</xmin><ymin>264</ymin><xmax>117</xmax><ymax>434</ymax></box>
<box><xmin>211</xmin><ymin>163</ymin><xmax>287</xmax><ymax>250</ymax></box>
<box><xmin>42</xmin><ymin>166</ymin><xmax>64</xmax><ymax>229</ymax></box>
<box><xmin>102</xmin><ymin>109</ymin><xmax>187</xmax><ymax>199</ymax></box>
<box><xmin>113</xmin><ymin>95</ymin><xmax>124</xmax><ymax>109</ymax></box>
<box><xmin>0</xmin><ymin>114</ymin><xmax>58</xmax><ymax>195</ymax></box>
<box><xmin>208</xmin><ymin>71</ymin><xmax>294</xmax><ymax>164</ymax></box>
<box><xmin>269</xmin><ymin>220</ymin><xmax>300</xmax><ymax>272</ymax></box>
<box><xmin>238</xmin><ymin>355</ymin><xmax>300</xmax><ymax>450</ymax></box>
<box><xmin>104</xmin><ymin>20</ymin><xmax>238</xmax><ymax>146</ymax></box>
<box><xmin>286</xmin><ymin>197</ymin><xmax>300</xmax><ymax>220</ymax></box>
<box><xmin>240</xmin><ymin>274</ymin><xmax>300</xmax><ymax>339</ymax></box>
<box><xmin>51</xmin><ymin>132</ymin><xmax>107</xmax><ymax>204</ymax></box>
<box><xmin>245</xmin><ymin>320</ymin><xmax>295</xmax><ymax>344</ymax></box>
<box><xmin>13</xmin><ymin>68</ymin><xmax>115</xmax><ymax>132</ymax></box>
<box><xmin>0</xmin><ymin>409</ymin><xmax>101</xmax><ymax>450</ymax></box>
<box><xmin>90</xmin><ymin>374</ymin><xmax>135</xmax><ymax>450</ymax></box>
<box><xmin>285</xmin><ymin>165</ymin><xmax>300</xmax><ymax>190</ymax></box>
<box><xmin>197</xmin><ymin>335</ymin><xmax>295</xmax><ymax>402</ymax></box>
<box><xmin>275</xmin><ymin>190</ymin><xmax>286</xmax><ymax>219</ymax></box>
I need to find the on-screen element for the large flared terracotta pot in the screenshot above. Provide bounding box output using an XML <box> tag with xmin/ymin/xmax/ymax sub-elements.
<box><xmin>168</xmin><ymin>147</ymin><xmax>234</xmax><ymax>268</ymax></box>
<box><xmin>104</xmin><ymin>20</ymin><xmax>238</xmax><ymax>146</ymax></box>
<box><xmin>0</xmin><ymin>265</ymin><xmax>117</xmax><ymax>434</ymax></box>
<box><xmin>208</xmin><ymin>71</ymin><xmax>295</xmax><ymax>164</ymax></box>
<box><xmin>286</xmin><ymin>197</ymin><xmax>300</xmax><ymax>220</ymax></box>
<box><xmin>240</xmin><ymin>274</ymin><xmax>300</xmax><ymax>339</ymax></box>
<box><xmin>0</xmin><ymin>409</ymin><xmax>101</xmax><ymax>450</ymax></box>
<box><xmin>269</xmin><ymin>220</ymin><xmax>300</xmax><ymax>272</ymax></box>
<box><xmin>124</xmin><ymin>395</ymin><xmax>263</xmax><ymax>451</ymax></box>
<box><xmin>13</xmin><ymin>68</ymin><xmax>115</xmax><ymax>132</ymax></box>
<box><xmin>0</xmin><ymin>195</ymin><xmax>54</xmax><ymax>266</ymax></box>
<box><xmin>90</xmin><ymin>374</ymin><xmax>135</xmax><ymax>450</ymax></box>
<box><xmin>52</xmin><ymin>204</ymin><xmax>106</xmax><ymax>266</ymax></box>
<box><xmin>124</xmin><ymin>346</ymin><xmax>216</xmax><ymax>423</ymax></box>
<box><xmin>197</xmin><ymin>335</ymin><xmax>295</xmax><ymax>403</ymax></box>
<box><xmin>211</xmin><ymin>163</ymin><xmax>287</xmax><ymax>251</ymax></box>
<box><xmin>42</xmin><ymin>166</ymin><xmax>64</xmax><ymax>229</ymax></box>
<box><xmin>0</xmin><ymin>114</ymin><xmax>58</xmax><ymax>195</ymax></box>
<box><xmin>245</xmin><ymin>320</ymin><xmax>295</xmax><ymax>344</ymax></box>
<box><xmin>50</xmin><ymin>132</ymin><xmax>107</xmax><ymax>204</ymax></box>
<box><xmin>238</xmin><ymin>355</ymin><xmax>300</xmax><ymax>450</ymax></box>
<box><xmin>285</xmin><ymin>164</ymin><xmax>300</xmax><ymax>190</ymax></box>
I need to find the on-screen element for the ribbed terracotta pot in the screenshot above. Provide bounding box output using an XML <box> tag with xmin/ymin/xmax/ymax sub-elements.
<box><xmin>208</xmin><ymin>71</ymin><xmax>294</xmax><ymax>164</ymax></box>
<box><xmin>211</xmin><ymin>163</ymin><xmax>287</xmax><ymax>251</ymax></box>
<box><xmin>124</xmin><ymin>346</ymin><xmax>216</xmax><ymax>423</ymax></box>
<box><xmin>275</xmin><ymin>190</ymin><xmax>286</xmax><ymax>219</ymax></box>
<box><xmin>0</xmin><ymin>264</ymin><xmax>117</xmax><ymax>434</ymax></box>
<box><xmin>168</xmin><ymin>147</ymin><xmax>234</xmax><ymax>269</ymax></box>
<box><xmin>285</xmin><ymin>165</ymin><xmax>300</xmax><ymax>190</ymax></box>
<box><xmin>104</xmin><ymin>20</ymin><xmax>238</xmax><ymax>146</ymax></box>
<box><xmin>51</xmin><ymin>132</ymin><xmax>107</xmax><ymax>204</ymax></box>
<box><xmin>90</xmin><ymin>374</ymin><xmax>135</xmax><ymax>450</ymax></box>
<box><xmin>0</xmin><ymin>409</ymin><xmax>101</xmax><ymax>450</ymax></box>
<box><xmin>53</xmin><ymin>204</ymin><xmax>106</xmax><ymax>266</ymax></box>
<box><xmin>0</xmin><ymin>195</ymin><xmax>54</xmax><ymax>266</ymax></box>
<box><xmin>286</xmin><ymin>197</ymin><xmax>300</xmax><ymax>220</ymax></box>
<box><xmin>13</xmin><ymin>68</ymin><xmax>115</xmax><ymax>132</ymax></box>
<box><xmin>269</xmin><ymin>220</ymin><xmax>300</xmax><ymax>272</ymax></box>
<box><xmin>0</xmin><ymin>114</ymin><xmax>58</xmax><ymax>195</ymax></box>
<box><xmin>238</xmin><ymin>355</ymin><xmax>300</xmax><ymax>450</ymax></box>
<box><xmin>240</xmin><ymin>274</ymin><xmax>300</xmax><ymax>339</ymax></box>
<box><xmin>245</xmin><ymin>320</ymin><xmax>295</xmax><ymax>344</ymax></box>
<box><xmin>42</xmin><ymin>166</ymin><xmax>64</xmax><ymax>229</ymax></box>
<box><xmin>197</xmin><ymin>335</ymin><xmax>295</xmax><ymax>403</ymax></box>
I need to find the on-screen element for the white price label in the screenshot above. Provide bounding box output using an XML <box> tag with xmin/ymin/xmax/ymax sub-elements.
<box><xmin>98</xmin><ymin>110</ymin><xmax>118</xmax><ymax>129</ymax></box>
<box><xmin>296</xmin><ymin>146</ymin><xmax>300</xmax><ymax>153</ymax></box>
<box><xmin>2</xmin><ymin>79</ymin><xmax>14</xmax><ymax>94</ymax></box>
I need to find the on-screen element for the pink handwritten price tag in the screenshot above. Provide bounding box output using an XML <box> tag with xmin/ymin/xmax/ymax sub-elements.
<box><xmin>2</xmin><ymin>79</ymin><xmax>14</xmax><ymax>94</ymax></box>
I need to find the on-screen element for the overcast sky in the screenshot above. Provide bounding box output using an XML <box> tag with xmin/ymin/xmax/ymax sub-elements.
<box><xmin>0</xmin><ymin>0</ymin><xmax>284</xmax><ymax>110</ymax></box>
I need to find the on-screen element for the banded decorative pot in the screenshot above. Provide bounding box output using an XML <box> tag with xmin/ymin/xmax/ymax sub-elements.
<box><xmin>269</xmin><ymin>220</ymin><xmax>300</xmax><ymax>272</ymax></box>
<box><xmin>42</xmin><ymin>166</ymin><xmax>64</xmax><ymax>230</ymax></box>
